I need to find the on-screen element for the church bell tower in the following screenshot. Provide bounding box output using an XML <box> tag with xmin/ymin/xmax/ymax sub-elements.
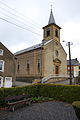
<box><xmin>42</xmin><ymin>9</ymin><xmax>61</xmax><ymax>43</ymax></box>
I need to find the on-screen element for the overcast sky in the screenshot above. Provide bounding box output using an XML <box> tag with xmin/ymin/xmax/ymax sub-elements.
<box><xmin>0</xmin><ymin>0</ymin><xmax>80</xmax><ymax>61</ymax></box>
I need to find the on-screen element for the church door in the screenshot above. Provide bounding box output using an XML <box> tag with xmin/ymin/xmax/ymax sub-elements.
<box><xmin>55</xmin><ymin>65</ymin><xmax>59</xmax><ymax>74</ymax></box>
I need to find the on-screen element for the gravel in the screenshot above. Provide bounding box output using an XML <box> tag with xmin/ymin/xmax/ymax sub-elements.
<box><xmin>0</xmin><ymin>101</ymin><xmax>78</xmax><ymax>120</ymax></box>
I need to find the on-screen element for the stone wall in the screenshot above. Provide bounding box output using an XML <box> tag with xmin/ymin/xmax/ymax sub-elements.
<box><xmin>15</xmin><ymin>48</ymin><xmax>43</xmax><ymax>80</ymax></box>
<box><xmin>0</xmin><ymin>42</ymin><xmax>16</xmax><ymax>86</ymax></box>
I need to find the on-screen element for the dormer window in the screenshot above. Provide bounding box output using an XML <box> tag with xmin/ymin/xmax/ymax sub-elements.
<box><xmin>46</xmin><ymin>28</ymin><xmax>50</xmax><ymax>37</ymax></box>
<box><xmin>0</xmin><ymin>49</ymin><xmax>3</xmax><ymax>56</ymax></box>
<box><xmin>55</xmin><ymin>29</ymin><xmax>58</xmax><ymax>37</ymax></box>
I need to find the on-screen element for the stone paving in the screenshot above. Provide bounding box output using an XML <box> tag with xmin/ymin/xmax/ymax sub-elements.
<box><xmin>0</xmin><ymin>101</ymin><xmax>78</xmax><ymax>120</ymax></box>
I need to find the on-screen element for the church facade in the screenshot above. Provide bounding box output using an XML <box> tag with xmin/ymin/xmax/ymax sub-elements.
<box><xmin>15</xmin><ymin>10</ymin><xmax>67</xmax><ymax>83</ymax></box>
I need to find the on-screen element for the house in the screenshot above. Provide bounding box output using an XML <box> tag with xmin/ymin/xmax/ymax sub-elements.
<box><xmin>67</xmin><ymin>58</ymin><xmax>80</xmax><ymax>77</ymax></box>
<box><xmin>15</xmin><ymin>10</ymin><xmax>67</xmax><ymax>83</ymax></box>
<box><xmin>0</xmin><ymin>42</ymin><xmax>16</xmax><ymax>88</ymax></box>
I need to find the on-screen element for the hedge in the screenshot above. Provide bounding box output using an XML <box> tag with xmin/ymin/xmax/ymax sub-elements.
<box><xmin>0</xmin><ymin>84</ymin><xmax>80</xmax><ymax>106</ymax></box>
<box><xmin>72</xmin><ymin>101</ymin><xmax>80</xmax><ymax>120</ymax></box>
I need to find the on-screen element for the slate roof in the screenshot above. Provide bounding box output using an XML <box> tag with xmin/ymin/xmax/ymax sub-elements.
<box><xmin>48</xmin><ymin>10</ymin><xmax>56</xmax><ymax>25</ymax></box>
<box><xmin>74</xmin><ymin>62</ymin><xmax>80</xmax><ymax>66</ymax></box>
<box><xmin>14</xmin><ymin>43</ymin><xmax>42</xmax><ymax>55</ymax></box>
<box><xmin>67</xmin><ymin>58</ymin><xmax>80</xmax><ymax>66</ymax></box>
<box><xmin>14</xmin><ymin>39</ymin><xmax>53</xmax><ymax>55</ymax></box>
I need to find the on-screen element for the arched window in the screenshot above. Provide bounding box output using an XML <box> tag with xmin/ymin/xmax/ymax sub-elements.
<box><xmin>17</xmin><ymin>64</ymin><xmax>19</xmax><ymax>72</ymax></box>
<box><xmin>38</xmin><ymin>59</ymin><xmax>40</xmax><ymax>73</ymax></box>
<box><xmin>46</xmin><ymin>28</ymin><xmax>50</xmax><ymax>37</ymax></box>
<box><xmin>55</xmin><ymin>29</ymin><xmax>58</xmax><ymax>37</ymax></box>
<box><xmin>27</xmin><ymin>60</ymin><xmax>30</xmax><ymax>74</ymax></box>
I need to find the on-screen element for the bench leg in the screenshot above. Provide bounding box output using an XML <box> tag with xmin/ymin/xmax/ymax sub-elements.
<box><xmin>12</xmin><ymin>106</ymin><xmax>15</xmax><ymax>112</ymax></box>
<box><xmin>26</xmin><ymin>101</ymin><xmax>31</xmax><ymax>106</ymax></box>
<box><xmin>10</xmin><ymin>106</ymin><xmax>15</xmax><ymax>112</ymax></box>
<box><xmin>28</xmin><ymin>102</ymin><xmax>31</xmax><ymax>105</ymax></box>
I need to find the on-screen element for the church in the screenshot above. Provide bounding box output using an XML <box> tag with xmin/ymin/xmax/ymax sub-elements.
<box><xmin>15</xmin><ymin>10</ymin><xmax>67</xmax><ymax>83</ymax></box>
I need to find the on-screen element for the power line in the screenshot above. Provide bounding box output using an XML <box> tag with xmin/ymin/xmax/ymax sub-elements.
<box><xmin>0</xmin><ymin>10</ymin><xmax>42</xmax><ymax>33</ymax></box>
<box><xmin>0</xmin><ymin>17</ymin><xmax>42</xmax><ymax>36</ymax></box>
<box><xmin>0</xmin><ymin>1</ymin><xmax>42</xmax><ymax>28</ymax></box>
<box><xmin>0</xmin><ymin>6</ymin><xmax>41</xmax><ymax>31</ymax></box>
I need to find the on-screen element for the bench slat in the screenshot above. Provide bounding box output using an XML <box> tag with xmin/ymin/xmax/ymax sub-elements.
<box><xmin>5</xmin><ymin>95</ymin><xmax>30</xmax><ymax>101</ymax></box>
<box><xmin>5</xmin><ymin>94</ymin><xmax>32</xmax><ymax>112</ymax></box>
<box><xmin>7</xmin><ymin>98</ymin><xmax>31</xmax><ymax>105</ymax></box>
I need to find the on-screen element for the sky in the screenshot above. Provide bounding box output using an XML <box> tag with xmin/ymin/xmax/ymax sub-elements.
<box><xmin>0</xmin><ymin>0</ymin><xmax>80</xmax><ymax>61</ymax></box>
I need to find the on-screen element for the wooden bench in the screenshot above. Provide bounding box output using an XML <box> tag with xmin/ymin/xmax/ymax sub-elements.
<box><xmin>5</xmin><ymin>94</ymin><xmax>32</xmax><ymax>112</ymax></box>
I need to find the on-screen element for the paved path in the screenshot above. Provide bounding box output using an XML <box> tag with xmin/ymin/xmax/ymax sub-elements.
<box><xmin>0</xmin><ymin>101</ymin><xmax>78</xmax><ymax>120</ymax></box>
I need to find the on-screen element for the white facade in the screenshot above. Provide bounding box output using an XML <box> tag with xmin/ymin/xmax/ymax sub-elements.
<box><xmin>74</xmin><ymin>66</ymin><xmax>80</xmax><ymax>77</ymax></box>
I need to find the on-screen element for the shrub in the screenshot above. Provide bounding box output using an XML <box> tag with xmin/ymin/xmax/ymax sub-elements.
<box><xmin>31</xmin><ymin>96</ymin><xmax>54</xmax><ymax>103</ymax></box>
<box><xmin>39</xmin><ymin>84</ymin><xmax>80</xmax><ymax>103</ymax></box>
<box><xmin>0</xmin><ymin>84</ymin><xmax>80</xmax><ymax>107</ymax></box>
<box><xmin>72</xmin><ymin>101</ymin><xmax>80</xmax><ymax>119</ymax></box>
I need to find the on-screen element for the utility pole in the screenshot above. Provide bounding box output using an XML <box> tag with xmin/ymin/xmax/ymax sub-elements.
<box><xmin>63</xmin><ymin>40</ymin><xmax>73</xmax><ymax>85</ymax></box>
<box><xmin>68</xmin><ymin>42</ymin><xmax>72</xmax><ymax>85</ymax></box>
<box><xmin>41</xmin><ymin>40</ymin><xmax>44</xmax><ymax>76</ymax></box>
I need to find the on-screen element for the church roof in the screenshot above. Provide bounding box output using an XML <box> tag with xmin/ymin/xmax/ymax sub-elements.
<box><xmin>14</xmin><ymin>43</ymin><xmax>42</xmax><ymax>55</ymax></box>
<box><xmin>43</xmin><ymin>10</ymin><xmax>61</xmax><ymax>29</ymax></box>
<box><xmin>48</xmin><ymin>10</ymin><xmax>56</xmax><ymax>25</ymax></box>
<box><xmin>14</xmin><ymin>39</ymin><xmax>53</xmax><ymax>55</ymax></box>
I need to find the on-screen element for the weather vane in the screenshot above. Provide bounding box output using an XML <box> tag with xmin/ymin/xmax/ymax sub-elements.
<box><xmin>51</xmin><ymin>4</ymin><xmax>53</xmax><ymax>10</ymax></box>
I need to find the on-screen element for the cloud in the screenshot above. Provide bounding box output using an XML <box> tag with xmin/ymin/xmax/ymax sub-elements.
<box><xmin>61</xmin><ymin>21</ymin><xmax>80</xmax><ymax>60</ymax></box>
<box><xmin>61</xmin><ymin>21</ymin><xmax>80</xmax><ymax>42</ymax></box>
<box><xmin>9</xmin><ymin>43</ymin><xmax>30</xmax><ymax>53</ymax></box>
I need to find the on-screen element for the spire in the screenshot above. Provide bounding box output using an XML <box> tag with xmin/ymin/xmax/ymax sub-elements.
<box><xmin>48</xmin><ymin>9</ymin><xmax>56</xmax><ymax>25</ymax></box>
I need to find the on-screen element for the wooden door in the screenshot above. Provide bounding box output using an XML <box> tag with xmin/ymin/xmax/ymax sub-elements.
<box><xmin>55</xmin><ymin>65</ymin><xmax>59</xmax><ymax>74</ymax></box>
